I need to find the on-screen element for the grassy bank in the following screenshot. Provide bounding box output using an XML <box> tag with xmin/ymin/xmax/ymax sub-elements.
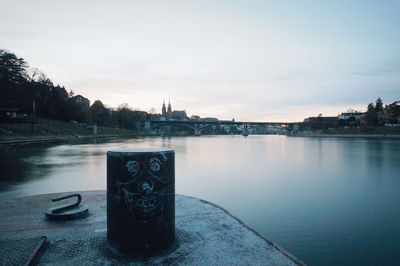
<box><xmin>0</xmin><ymin>119</ymin><xmax>138</xmax><ymax>143</ymax></box>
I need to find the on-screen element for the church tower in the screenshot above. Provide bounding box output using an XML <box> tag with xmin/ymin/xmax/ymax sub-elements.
<box><xmin>167</xmin><ymin>100</ymin><xmax>172</xmax><ymax>115</ymax></box>
<box><xmin>162</xmin><ymin>100</ymin><xmax>166</xmax><ymax>116</ymax></box>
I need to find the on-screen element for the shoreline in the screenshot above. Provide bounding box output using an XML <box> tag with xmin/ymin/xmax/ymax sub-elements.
<box><xmin>0</xmin><ymin>133</ymin><xmax>236</xmax><ymax>147</ymax></box>
<box><xmin>2</xmin><ymin>133</ymin><xmax>400</xmax><ymax>147</ymax></box>
<box><xmin>288</xmin><ymin>133</ymin><xmax>400</xmax><ymax>139</ymax></box>
<box><xmin>0</xmin><ymin>134</ymin><xmax>141</xmax><ymax>147</ymax></box>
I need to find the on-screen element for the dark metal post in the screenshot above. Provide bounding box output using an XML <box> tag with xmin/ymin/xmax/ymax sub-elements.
<box><xmin>107</xmin><ymin>149</ymin><xmax>175</xmax><ymax>257</ymax></box>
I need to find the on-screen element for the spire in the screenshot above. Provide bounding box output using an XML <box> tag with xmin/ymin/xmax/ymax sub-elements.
<box><xmin>167</xmin><ymin>99</ymin><xmax>172</xmax><ymax>114</ymax></box>
<box><xmin>162</xmin><ymin>99</ymin><xmax>166</xmax><ymax>116</ymax></box>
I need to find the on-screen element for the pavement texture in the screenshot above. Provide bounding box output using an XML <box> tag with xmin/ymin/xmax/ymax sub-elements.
<box><xmin>0</xmin><ymin>191</ymin><xmax>303</xmax><ymax>265</ymax></box>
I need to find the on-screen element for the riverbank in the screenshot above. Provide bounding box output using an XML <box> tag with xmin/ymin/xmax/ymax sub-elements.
<box><xmin>289</xmin><ymin>133</ymin><xmax>400</xmax><ymax>139</ymax></box>
<box><xmin>0</xmin><ymin>191</ymin><xmax>304</xmax><ymax>265</ymax></box>
<box><xmin>0</xmin><ymin>119</ymin><xmax>141</xmax><ymax>147</ymax></box>
<box><xmin>0</xmin><ymin>134</ymin><xmax>140</xmax><ymax>147</ymax></box>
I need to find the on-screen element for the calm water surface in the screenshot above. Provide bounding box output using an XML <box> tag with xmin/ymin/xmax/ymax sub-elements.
<box><xmin>1</xmin><ymin>135</ymin><xmax>399</xmax><ymax>265</ymax></box>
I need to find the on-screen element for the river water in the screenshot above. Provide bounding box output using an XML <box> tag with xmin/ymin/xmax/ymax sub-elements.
<box><xmin>0</xmin><ymin>135</ymin><xmax>399</xmax><ymax>265</ymax></box>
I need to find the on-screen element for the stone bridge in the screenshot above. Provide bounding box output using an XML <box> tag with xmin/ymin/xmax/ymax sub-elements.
<box><xmin>141</xmin><ymin>120</ymin><xmax>295</xmax><ymax>136</ymax></box>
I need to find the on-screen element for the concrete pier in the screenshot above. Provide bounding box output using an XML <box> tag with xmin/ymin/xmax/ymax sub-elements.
<box><xmin>0</xmin><ymin>191</ymin><xmax>304</xmax><ymax>265</ymax></box>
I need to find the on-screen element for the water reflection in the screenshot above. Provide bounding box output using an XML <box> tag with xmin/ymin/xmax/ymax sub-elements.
<box><xmin>0</xmin><ymin>146</ymin><xmax>40</xmax><ymax>187</ymax></box>
<box><xmin>0</xmin><ymin>136</ymin><xmax>399</xmax><ymax>265</ymax></box>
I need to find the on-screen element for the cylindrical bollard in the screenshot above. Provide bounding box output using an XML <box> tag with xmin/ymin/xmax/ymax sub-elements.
<box><xmin>107</xmin><ymin>148</ymin><xmax>175</xmax><ymax>257</ymax></box>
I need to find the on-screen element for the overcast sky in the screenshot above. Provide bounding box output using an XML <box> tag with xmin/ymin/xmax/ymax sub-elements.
<box><xmin>1</xmin><ymin>0</ymin><xmax>399</xmax><ymax>121</ymax></box>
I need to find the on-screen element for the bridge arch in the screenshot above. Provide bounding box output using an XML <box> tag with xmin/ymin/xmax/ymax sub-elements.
<box><xmin>151</xmin><ymin>123</ymin><xmax>196</xmax><ymax>131</ymax></box>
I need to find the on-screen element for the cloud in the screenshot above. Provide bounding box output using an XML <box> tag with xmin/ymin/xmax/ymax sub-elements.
<box><xmin>1</xmin><ymin>0</ymin><xmax>399</xmax><ymax>121</ymax></box>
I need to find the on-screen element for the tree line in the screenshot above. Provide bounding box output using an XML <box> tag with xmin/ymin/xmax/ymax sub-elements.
<box><xmin>365</xmin><ymin>97</ymin><xmax>400</xmax><ymax>126</ymax></box>
<box><xmin>2</xmin><ymin>49</ymin><xmax>398</xmax><ymax>131</ymax></box>
<box><xmin>303</xmin><ymin>97</ymin><xmax>400</xmax><ymax>131</ymax></box>
<box><xmin>0</xmin><ymin>49</ymin><xmax>149</xmax><ymax>129</ymax></box>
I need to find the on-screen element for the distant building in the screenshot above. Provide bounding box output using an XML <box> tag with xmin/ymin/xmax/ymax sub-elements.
<box><xmin>160</xmin><ymin>100</ymin><xmax>188</xmax><ymax>120</ymax></box>
<box><xmin>383</xmin><ymin>101</ymin><xmax>400</xmax><ymax>125</ymax></box>
<box><xmin>0</xmin><ymin>107</ymin><xmax>21</xmax><ymax>122</ymax></box>
<box><xmin>0</xmin><ymin>100</ymin><xmax>35</xmax><ymax>123</ymax></box>
<box><xmin>200</xmin><ymin>117</ymin><xmax>219</xmax><ymax>122</ymax></box>
<box><xmin>161</xmin><ymin>100</ymin><xmax>173</xmax><ymax>119</ymax></box>
<box><xmin>304</xmin><ymin>116</ymin><xmax>336</xmax><ymax>123</ymax></box>
<box><xmin>190</xmin><ymin>115</ymin><xmax>200</xmax><ymax>121</ymax></box>
<box><xmin>171</xmin><ymin>110</ymin><xmax>188</xmax><ymax>120</ymax></box>
<box><xmin>167</xmin><ymin>101</ymin><xmax>172</xmax><ymax>114</ymax></box>
<box><xmin>72</xmin><ymin>95</ymin><xmax>90</xmax><ymax>113</ymax></box>
<box><xmin>148</xmin><ymin>113</ymin><xmax>164</xmax><ymax>121</ymax></box>
<box><xmin>338</xmin><ymin>112</ymin><xmax>364</xmax><ymax>120</ymax></box>
<box><xmin>303</xmin><ymin>116</ymin><xmax>337</xmax><ymax>130</ymax></box>
<box><xmin>162</xmin><ymin>100</ymin><xmax>167</xmax><ymax>116</ymax></box>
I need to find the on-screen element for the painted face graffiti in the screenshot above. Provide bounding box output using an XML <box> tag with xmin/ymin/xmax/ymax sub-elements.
<box><xmin>117</xmin><ymin>155</ymin><xmax>168</xmax><ymax>213</ymax></box>
<box><xmin>138</xmin><ymin>180</ymin><xmax>153</xmax><ymax>196</ymax></box>
<box><xmin>125</xmin><ymin>160</ymin><xmax>139</xmax><ymax>175</ymax></box>
<box><xmin>150</xmin><ymin>158</ymin><xmax>161</xmax><ymax>172</ymax></box>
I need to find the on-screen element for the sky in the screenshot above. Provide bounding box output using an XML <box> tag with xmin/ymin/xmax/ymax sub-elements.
<box><xmin>1</xmin><ymin>0</ymin><xmax>399</xmax><ymax>121</ymax></box>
